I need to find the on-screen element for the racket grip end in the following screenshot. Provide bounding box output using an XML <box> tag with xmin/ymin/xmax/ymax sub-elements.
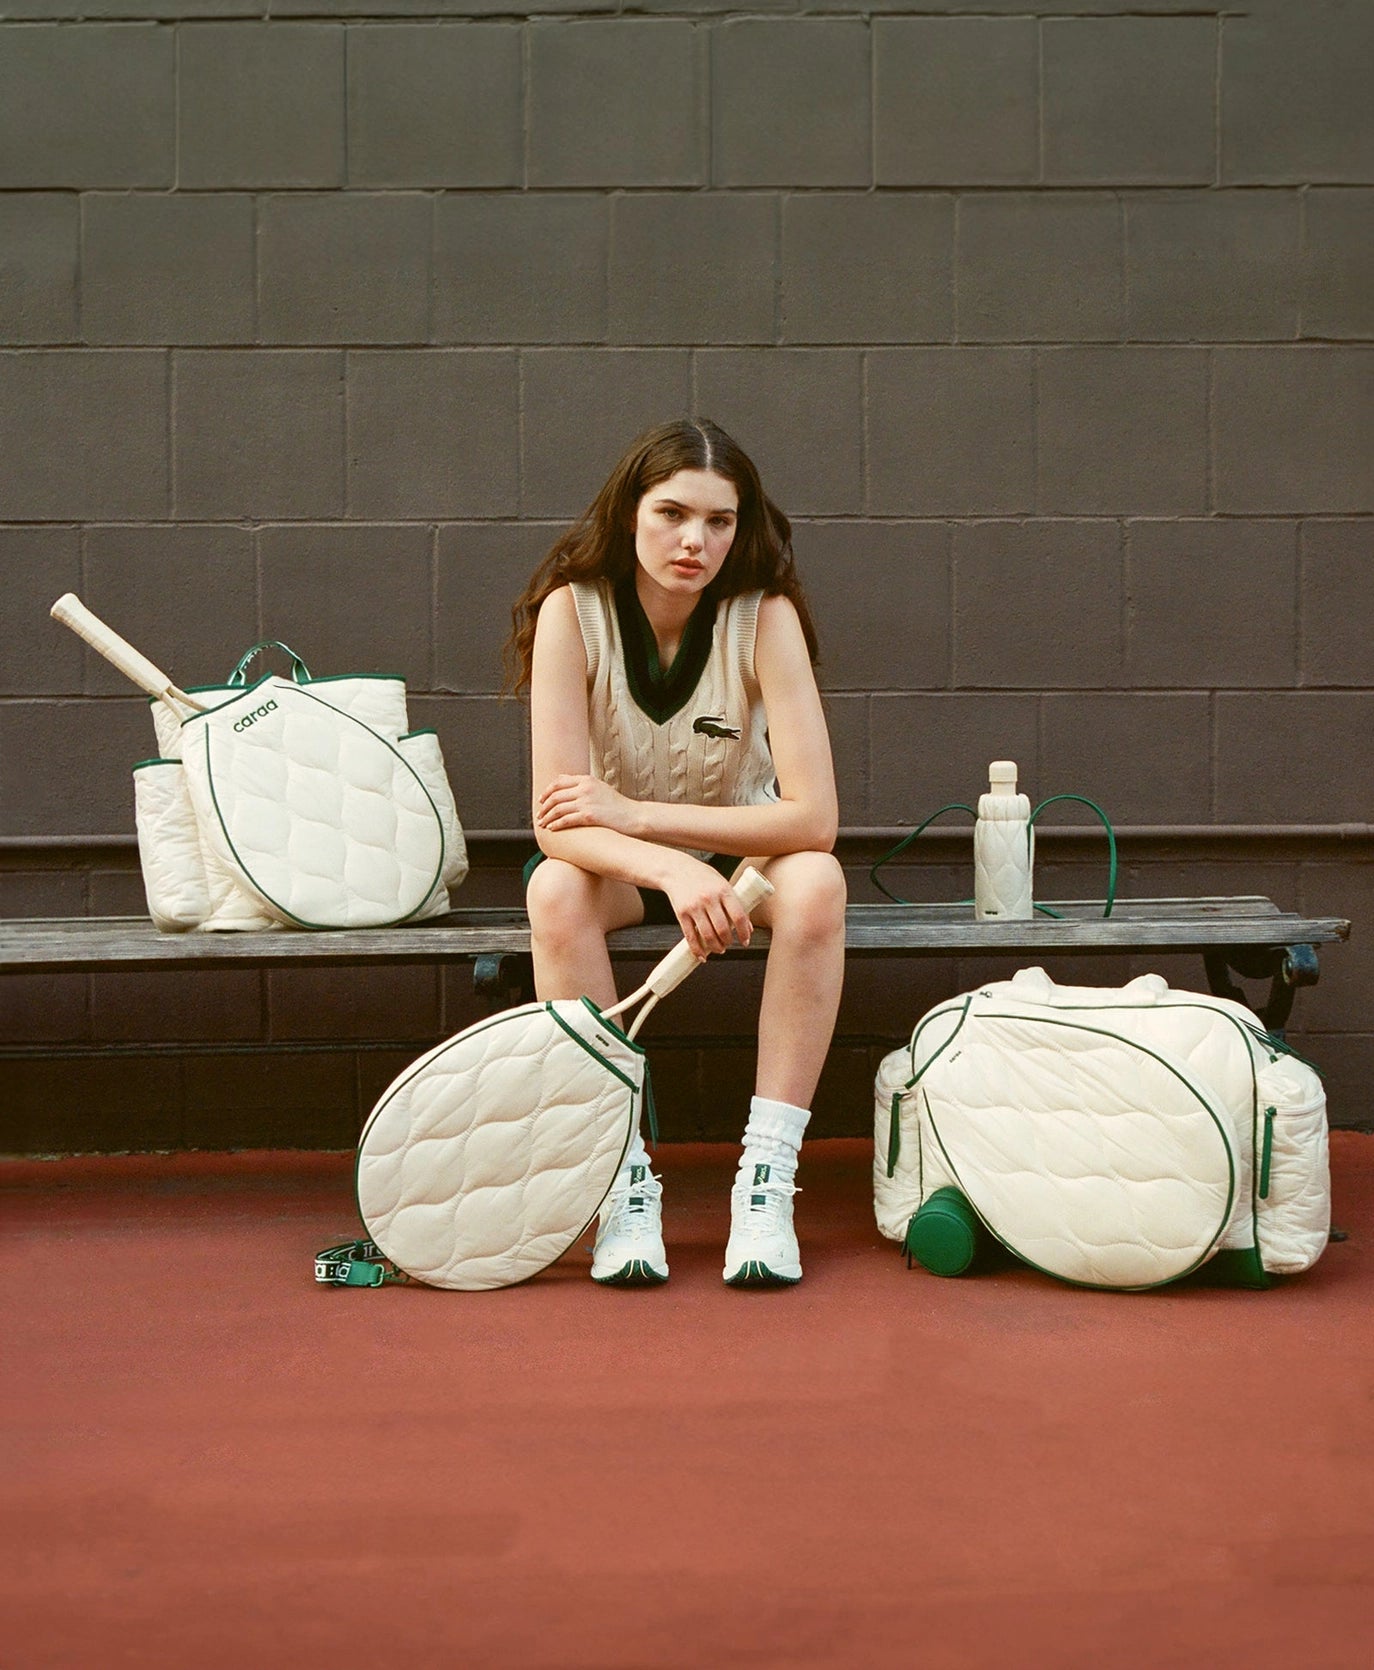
<box><xmin>733</xmin><ymin>866</ymin><xmax>774</xmax><ymax>914</ymax></box>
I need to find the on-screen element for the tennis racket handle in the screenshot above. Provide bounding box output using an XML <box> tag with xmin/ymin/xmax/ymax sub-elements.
<box><xmin>50</xmin><ymin>593</ymin><xmax>178</xmax><ymax>702</ymax></box>
<box><xmin>644</xmin><ymin>866</ymin><xmax>774</xmax><ymax>998</ymax></box>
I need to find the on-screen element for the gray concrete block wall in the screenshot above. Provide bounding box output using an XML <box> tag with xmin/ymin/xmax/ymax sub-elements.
<box><xmin>2</xmin><ymin>1</ymin><xmax>1372</xmax><ymax>1150</ymax></box>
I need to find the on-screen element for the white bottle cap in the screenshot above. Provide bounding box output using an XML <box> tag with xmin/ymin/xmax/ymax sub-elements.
<box><xmin>988</xmin><ymin>760</ymin><xmax>1019</xmax><ymax>793</ymax></box>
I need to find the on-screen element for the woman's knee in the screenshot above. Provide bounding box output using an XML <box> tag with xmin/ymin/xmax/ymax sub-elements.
<box><xmin>526</xmin><ymin>859</ymin><xmax>600</xmax><ymax>945</ymax></box>
<box><xmin>764</xmin><ymin>851</ymin><xmax>847</xmax><ymax>942</ymax></box>
<box><xmin>527</xmin><ymin>859</ymin><xmax>640</xmax><ymax>945</ymax></box>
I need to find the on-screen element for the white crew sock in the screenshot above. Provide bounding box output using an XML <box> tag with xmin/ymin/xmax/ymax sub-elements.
<box><xmin>736</xmin><ymin>1095</ymin><xmax>811</xmax><ymax>1189</ymax></box>
<box><xmin>621</xmin><ymin>1126</ymin><xmax>652</xmax><ymax>1177</ymax></box>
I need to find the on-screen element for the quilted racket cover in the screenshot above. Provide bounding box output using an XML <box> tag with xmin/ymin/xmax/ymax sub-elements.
<box><xmin>922</xmin><ymin>1010</ymin><xmax>1237</xmax><ymax>1289</ymax></box>
<box><xmin>356</xmin><ymin>998</ymin><xmax>642</xmax><ymax>1290</ymax></box>
<box><xmin>180</xmin><ymin>677</ymin><xmax>444</xmax><ymax>929</ymax></box>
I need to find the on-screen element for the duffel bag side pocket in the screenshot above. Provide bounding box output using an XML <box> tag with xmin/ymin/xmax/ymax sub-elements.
<box><xmin>133</xmin><ymin>759</ymin><xmax>210</xmax><ymax>931</ymax></box>
<box><xmin>398</xmin><ymin>729</ymin><xmax>469</xmax><ymax>894</ymax></box>
<box><xmin>874</xmin><ymin>1047</ymin><xmax>922</xmax><ymax>1244</ymax></box>
<box><xmin>1255</xmin><ymin>1054</ymin><xmax>1331</xmax><ymax>1275</ymax></box>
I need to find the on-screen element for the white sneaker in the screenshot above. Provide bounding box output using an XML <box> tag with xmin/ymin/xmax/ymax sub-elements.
<box><xmin>723</xmin><ymin>1163</ymin><xmax>802</xmax><ymax>1286</ymax></box>
<box><xmin>591</xmin><ymin>1165</ymin><xmax>668</xmax><ymax>1285</ymax></box>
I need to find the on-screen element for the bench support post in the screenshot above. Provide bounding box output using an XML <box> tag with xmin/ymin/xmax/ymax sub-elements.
<box><xmin>473</xmin><ymin>952</ymin><xmax>535</xmax><ymax>1011</ymax></box>
<box><xmin>1202</xmin><ymin>943</ymin><xmax>1320</xmax><ymax>1036</ymax></box>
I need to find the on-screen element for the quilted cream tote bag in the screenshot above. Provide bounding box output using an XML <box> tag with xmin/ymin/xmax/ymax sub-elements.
<box><xmin>52</xmin><ymin>598</ymin><xmax>466</xmax><ymax>933</ymax></box>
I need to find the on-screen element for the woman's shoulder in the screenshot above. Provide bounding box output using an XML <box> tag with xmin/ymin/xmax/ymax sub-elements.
<box><xmin>752</xmin><ymin>591</ymin><xmax>805</xmax><ymax>643</ymax></box>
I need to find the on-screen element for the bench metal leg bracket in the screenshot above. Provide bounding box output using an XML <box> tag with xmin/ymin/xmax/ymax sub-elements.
<box><xmin>473</xmin><ymin>951</ymin><xmax>534</xmax><ymax>1011</ymax></box>
<box><xmin>1203</xmin><ymin>943</ymin><xmax>1320</xmax><ymax>1035</ymax></box>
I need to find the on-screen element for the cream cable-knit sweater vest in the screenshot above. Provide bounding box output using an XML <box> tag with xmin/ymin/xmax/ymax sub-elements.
<box><xmin>570</xmin><ymin>580</ymin><xmax>779</xmax><ymax>857</ymax></box>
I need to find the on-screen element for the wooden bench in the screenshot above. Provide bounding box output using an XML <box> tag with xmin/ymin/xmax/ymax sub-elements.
<box><xmin>0</xmin><ymin>895</ymin><xmax>1350</xmax><ymax>1034</ymax></box>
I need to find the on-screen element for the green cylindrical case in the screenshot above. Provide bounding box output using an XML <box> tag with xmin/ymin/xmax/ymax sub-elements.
<box><xmin>904</xmin><ymin>1187</ymin><xmax>989</xmax><ymax>1277</ymax></box>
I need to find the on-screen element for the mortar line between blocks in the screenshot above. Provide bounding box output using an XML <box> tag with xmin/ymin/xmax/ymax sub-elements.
<box><xmin>428</xmin><ymin>522</ymin><xmax>439</xmax><ymax>695</ymax></box>
<box><xmin>1204</xmin><ymin>346</ymin><xmax>1214</xmax><ymax>515</ymax></box>
<box><xmin>339</xmin><ymin>21</ymin><xmax>350</xmax><ymax>190</ymax></box>
<box><xmin>1213</xmin><ymin>13</ymin><xmax>1223</xmax><ymax>189</ymax></box>
<box><xmin>173</xmin><ymin>22</ymin><xmax>181</xmax><ymax>193</ymax></box>
<box><xmin>520</xmin><ymin>18</ymin><xmax>531</xmax><ymax>192</ymax></box>
<box><xmin>341</xmin><ymin>348</ymin><xmax>351</xmax><ymax>519</ymax></box>
<box><xmin>772</xmin><ymin>193</ymin><xmax>783</xmax><ymax>345</ymax></box>
<box><xmin>951</xmin><ymin>194</ymin><xmax>962</xmax><ymax>344</ymax></box>
<box><xmin>1036</xmin><ymin>18</ymin><xmax>1046</xmax><ymax>186</ymax></box>
<box><xmin>1208</xmin><ymin>688</ymin><xmax>1218</xmax><ymax>822</ymax></box>
<box><xmin>1294</xmin><ymin>520</ymin><xmax>1306</xmax><ymax>690</ymax></box>
<box><xmin>253</xmin><ymin>524</ymin><xmax>264</xmax><ymax>641</ymax></box>
<box><xmin>165</xmin><ymin>349</ymin><xmax>176</xmax><ymax>521</ymax></box>
<box><xmin>425</xmin><ymin>192</ymin><xmax>437</xmax><ymax>345</ymax></box>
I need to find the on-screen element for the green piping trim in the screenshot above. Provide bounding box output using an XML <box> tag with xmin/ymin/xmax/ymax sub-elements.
<box><xmin>568</xmin><ymin>1110</ymin><xmax>639</xmax><ymax>1270</ymax></box>
<box><xmin>968</xmin><ymin>991</ymin><xmax>1272</xmax><ymax>1264</ymax></box>
<box><xmin>304</xmin><ymin>672</ymin><xmax>405</xmax><ymax>687</ymax></box>
<box><xmin>181</xmin><ymin>671</ymin><xmax>275</xmax><ymax>725</ymax></box>
<box><xmin>146</xmin><ymin>683</ymin><xmax>236</xmax><ymax>704</ymax></box>
<box><xmin>200</xmin><ymin>685</ymin><xmax>444</xmax><ymax>931</ymax></box>
<box><xmin>887</xmin><ymin>996</ymin><xmax>972</xmax><ymax>1177</ymax></box>
<box><xmin>400</xmin><ymin>728</ymin><xmax>438</xmax><ymax>741</ymax></box>
<box><xmin>548</xmin><ymin>1003</ymin><xmax>640</xmax><ymax>1090</ymax></box>
<box><xmin>924</xmin><ymin>1012</ymin><xmax>1237</xmax><ymax>1291</ymax></box>
<box><xmin>132</xmin><ymin>756</ymin><xmax>180</xmax><ymax>771</ymax></box>
<box><xmin>579</xmin><ymin>996</ymin><xmax>647</xmax><ymax>1057</ymax></box>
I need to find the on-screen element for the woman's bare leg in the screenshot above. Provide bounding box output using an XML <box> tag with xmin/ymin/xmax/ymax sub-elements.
<box><xmin>748</xmin><ymin>851</ymin><xmax>847</xmax><ymax>1106</ymax></box>
<box><xmin>526</xmin><ymin>858</ymin><xmax>645</xmax><ymax>1008</ymax></box>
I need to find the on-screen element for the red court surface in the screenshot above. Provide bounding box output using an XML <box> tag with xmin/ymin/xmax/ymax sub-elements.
<box><xmin>4</xmin><ymin>1135</ymin><xmax>1372</xmax><ymax>1670</ymax></box>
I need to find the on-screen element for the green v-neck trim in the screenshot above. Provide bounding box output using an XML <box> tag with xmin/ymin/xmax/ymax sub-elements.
<box><xmin>615</xmin><ymin>576</ymin><xmax>717</xmax><ymax>726</ymax></box>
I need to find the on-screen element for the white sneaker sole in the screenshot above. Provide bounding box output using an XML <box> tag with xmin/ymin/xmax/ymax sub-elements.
<box><xmin>722</xmin><ymin>1255</ymin><xmax>801</xmax><ymax>1287</ymax></box>
<box><xmin>592</xmin><ymin>1257</ymin><xmax>669</xmax><ymax>1286</ymax></box>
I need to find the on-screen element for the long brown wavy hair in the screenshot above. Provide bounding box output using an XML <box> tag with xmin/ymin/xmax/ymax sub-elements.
<box><xmin>504</xmin><ymin>417</ymin><xmax>819</xmax><ymax>695</ymax></box>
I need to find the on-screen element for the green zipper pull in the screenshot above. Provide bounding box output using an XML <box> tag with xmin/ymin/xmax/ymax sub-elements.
<box><xmin>1259</xmin><ymin>1106</ymin><xmax>1276</xmax><ymax>1199</ymax></box>
<box><xmin>887</xmin><ymin>1091</ymin><xmax>903</xmax><ymax>1178</ymax></box>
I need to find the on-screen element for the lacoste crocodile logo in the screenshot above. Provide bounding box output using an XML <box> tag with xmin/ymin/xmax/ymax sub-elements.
<box><xmin>233</xmin><ymin>698</ymin><xmax>279</xmax><ymax>733</ymax></box>
<box><xmin>692</xmin><ymin>715</ymin><xmax>741</xmax><ymax>740</ymax></box>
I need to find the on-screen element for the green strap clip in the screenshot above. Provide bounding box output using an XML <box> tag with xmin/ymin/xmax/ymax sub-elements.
<box><xmin>314</xmin><ymin>1239</ymin><xmax>410</xmax><ymax>1288</ymax></box>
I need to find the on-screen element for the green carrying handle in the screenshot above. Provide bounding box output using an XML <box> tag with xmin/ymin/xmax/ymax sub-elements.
<box><xmin>869</xmin><ymin>803</ymin><xmax>976</xmax><ymax>904</ymax></box>
<box><xmin>1028</xmin><ymin>793</ymin><xmax>1117</xmax><ymax>920</ymax></box>
<box><xmin>227</xmin><ymin>640</ymin><xmax>312</xmax><ymax>687</ymax></box>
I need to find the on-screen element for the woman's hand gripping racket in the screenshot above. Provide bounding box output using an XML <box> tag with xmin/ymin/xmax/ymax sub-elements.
<box><xmin>50</xmin><ymin>593</ymin><xmax>208</xmax><ymax>719</ymax></box>
<box><xmin>603</xmin><ymin>865</ymin><xmax>773</xmax><ymax>1040</ymax></box>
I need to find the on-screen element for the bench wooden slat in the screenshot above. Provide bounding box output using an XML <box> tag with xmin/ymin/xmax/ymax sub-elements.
<box><xmin>0</xmin><ymin>900</ymin><xmax>1350</xmax><ymax>975</ymax></box>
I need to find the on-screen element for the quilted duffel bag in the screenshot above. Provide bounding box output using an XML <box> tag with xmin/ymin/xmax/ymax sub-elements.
<box><xmin>874</xmin><ymin>968</ymin><xmax>1330</xmax><ymax>1291</ymax></box>
<box><xmin>132</xmin><ymin>640</ymin><xmax>468</xmax><ymax>932</ymax></box>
